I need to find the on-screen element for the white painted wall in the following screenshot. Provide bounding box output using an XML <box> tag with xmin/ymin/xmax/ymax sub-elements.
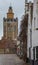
<box><xmin>31</xmin><ymin>0</ymin><xmax>38</xmax><ymax>60</ymax></box>
<box><xmin>27</xmin><ymin>2</ymin><xmax>32</xmax><ymax>58</ymax></box>
<box><xmin>26</xmin><ymin>0</ymin><xmax>38</xmax><ymax>60</ymax></box>
<box><xmin>32</xmin><ymin>0</ymin><xmax>38</xmax><ymax>47</ymax></box>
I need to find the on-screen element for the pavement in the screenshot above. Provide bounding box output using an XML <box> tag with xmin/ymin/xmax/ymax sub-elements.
<box><xmin>0</xmin><ymin>54</ymin><xmax>25</xmax><ymax>65</ymax></box>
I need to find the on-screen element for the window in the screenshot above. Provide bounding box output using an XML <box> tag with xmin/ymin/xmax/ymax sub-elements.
<box><xmin>36</xmin><ymin>46</ymin><xmax>38</xmax><ymax>60</ymax></box>
<box><xmin>30</xmin><ymin>29</ymin><xmax>32</xmax><ymax>47</ymax></box>
<box><xmin>8</xmin><ymin>27</ymin><xmax>11</xmax><ymax>32</ymax></box>
<box><xmin>14</xmin><ymin>26</ymin><xmax>16</xmax><ymax>32</ymax></box>
<box><xmin>33</xmin><ymin>47</ymin><xmax>35</xmax><ymax>60</ymax></box>
<box><xmin>36</xmin><ymin>2</ymin><xmax>38</xmax><ymax>14</ymax></box>
<box><xmin>29</xmin><ymin>48</ymin><xmax>31</xmax><ymax>59</ymax></box>
<box><xmin>4</xmin><ymin>25</ymin><xmax>6</xmax><ymax>31</ymax></box>
<box><xmin>36</xmin><ymin>2</ymin><xmax>38</xmax><ymax>28</ymax></box>
<box><xmin>34</xmin><ymin>17</ymin><xmax>36</xmax><ymax>29</ymax></box>
<box><xmin>8</xmin><ymin>26</ymin><xmax>13</xmax><ymax>32</ymax></box>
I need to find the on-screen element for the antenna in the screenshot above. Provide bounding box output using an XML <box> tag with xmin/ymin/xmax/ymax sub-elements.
<box><xmin>10</xmin><ymin>2</ymin><xmax>12</xmax><ymax>6</ymax></box>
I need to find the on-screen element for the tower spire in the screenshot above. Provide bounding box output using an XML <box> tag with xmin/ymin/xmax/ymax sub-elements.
<box><xmin>7</xmin><ymin>2</ymin><xmax>14</xmax><ymax>19</ymax></box>
<box><xmin>25</xmin><ymin>0</ymin><xmax>27</xmax><ymax>3</ymax></box>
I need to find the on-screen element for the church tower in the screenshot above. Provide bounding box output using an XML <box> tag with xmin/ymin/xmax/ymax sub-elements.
<box><xmin>3</xmin><ymin>6</ymin><xmax>18</xmax><ymax>40</ymax></box>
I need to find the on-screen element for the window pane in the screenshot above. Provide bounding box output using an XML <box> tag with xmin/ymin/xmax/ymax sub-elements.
<box><xmin>14</xmin><ymin>26</ymin><xmax>16</xmax><ymax>31</ymax></box>
<box><xmin>36</xmin><ymin>46</ymin><xmax>38</xmax><ymax>60</ymax></box>
<box><xmin>33</xmin><ymin>47</ymin><xmax>35</xmax><ymax>60</ymax></box>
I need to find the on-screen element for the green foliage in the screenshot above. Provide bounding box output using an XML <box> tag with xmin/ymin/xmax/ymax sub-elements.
<box><xmin>19</xmin><ymin>14</ymin><xmax>28</xmax><ymax>42</ymax></box>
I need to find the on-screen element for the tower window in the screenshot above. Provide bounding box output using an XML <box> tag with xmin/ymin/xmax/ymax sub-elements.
<box><xmin>8</xmin><ymin>27</ymin><xmax>11</xmax><ymax>32</ymax></box>
<box><xmin>4</xmin><ymin>25</ymin><xmax>6</xmax><ymax>32</ymax></box>
<box><xmin>14</xmin><ymin>26</ymin><xmax>16</xmax><ymax>31</ymax></box>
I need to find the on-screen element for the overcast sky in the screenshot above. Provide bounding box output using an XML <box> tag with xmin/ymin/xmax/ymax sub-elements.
<box><xmin>0</xmin><ymin>0</ymin><xmax>33</xmax><ymax>39</ymax></box>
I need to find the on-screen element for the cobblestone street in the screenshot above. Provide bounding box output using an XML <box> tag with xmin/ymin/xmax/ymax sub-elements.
<box><xmin>0</xmin><ymin>54</ymin><xmax>25</xmax><ymax>65</ymax></box>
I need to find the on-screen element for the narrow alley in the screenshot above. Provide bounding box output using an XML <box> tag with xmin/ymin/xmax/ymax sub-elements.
<box><xmin>0</xmin><ymin>54</ymin><xmax>25</xmax><ymax>65</ymax></box>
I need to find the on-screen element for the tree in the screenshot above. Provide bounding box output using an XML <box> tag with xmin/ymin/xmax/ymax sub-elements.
<box><xmin>19</xmin><ymin>14</ymin><xmax>28</xmax><ymax>61</ymax></box>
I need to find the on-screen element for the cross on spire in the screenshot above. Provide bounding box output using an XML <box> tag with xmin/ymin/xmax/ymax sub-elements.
<box><xmin>10</xmin><ymin>2</ymin><xmax>12</xmax><ymax>6</ymax></box>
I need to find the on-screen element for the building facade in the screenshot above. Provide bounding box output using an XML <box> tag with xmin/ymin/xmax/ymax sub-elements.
<box><xmin>3</xmin><ymin>6</ymin><xmax>18</xmax><ymax>40</ymax></box>
<box><xmin>25</xmin><ymin>0</ymin><xmax>33</xmax><ymax>64</ymax></box>
<box><xmin>26</xmin><ymin>0</ymin><xmax>38</xmax><ymax>65</ymax></box>
<box><xmin>31</xmin><ymin>0</ymin><xmax>38</xmax><ymax>65</ymax></box>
